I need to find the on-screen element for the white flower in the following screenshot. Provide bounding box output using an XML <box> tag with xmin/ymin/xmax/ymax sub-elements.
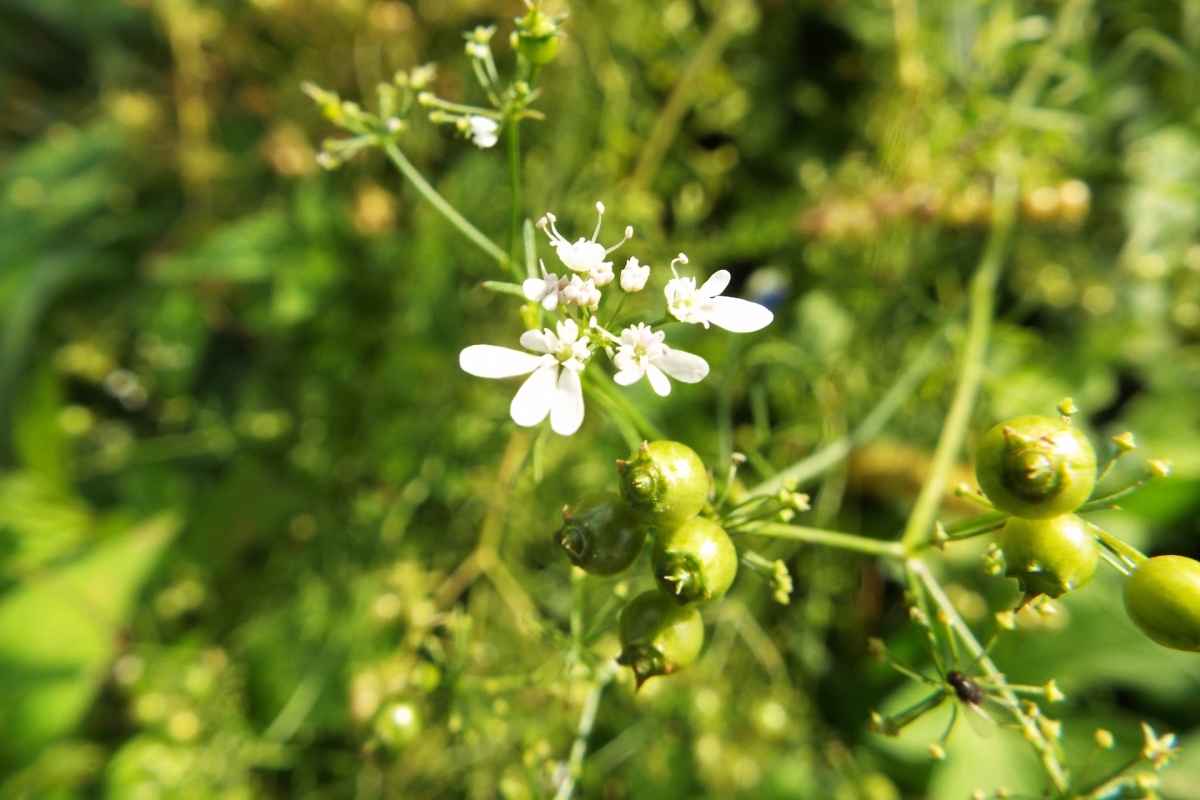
<box><xmin>467</xmin><ymin>116</ymin><xmax>499</xmax><ymax>148</ymax></box>
<box><xmin>537</xmin><ymin>202</ymin><xmax>632</xmax><ymax>281</ymax></box>
<box><xmin>612</xmin><ymin>323</ymin><xmax>709</xmax><ymax>396</ymax></box>
<box><xmin>620</xmin><ymin>257</ymin><xmax>651</xmax><ymax>292</ymax></box>
<box><xmin>459</xmin><ymin>319</ymin><xmax>589</xmax><ymax>435</ymax></box>
<box><xmin>561</xmin><ymin>275</ymin><xmax>601</xmax><ymax>309</ymax></box>
<box><xmin>664</xmin><ymin>256</ymin><xmax>774</xmax><ymax>332</ymax></box>
<box><xmin>522</xmin><ymin>262</ymin><xmax>566</xmax><ymax>310</ymax></box>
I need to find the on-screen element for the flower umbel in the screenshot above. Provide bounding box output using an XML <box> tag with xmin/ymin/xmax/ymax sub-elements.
<box><xmin>463</xmin><ymin>201</ymin><xmax>774</xmax><ymax>435</ymax></box>
<box><xmin>665</xmin><ymin>256</ymin><xmax>774</xmax><ymax>332</ymax></box>
<box><xmin>459</xmin><ymin>319</ymin><xmax>589</xmax><ymax>435</ymax></box>
<box><xmin>613</xmin><ymin>324</ymin><xmax>709</xmax><ymax>396</ymax></box>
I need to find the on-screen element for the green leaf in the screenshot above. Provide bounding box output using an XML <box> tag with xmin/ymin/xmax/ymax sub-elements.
<box><xmin>0</xmin><ymin>514</ymin><xmax>180</xmax><ymax>764</ymax></box>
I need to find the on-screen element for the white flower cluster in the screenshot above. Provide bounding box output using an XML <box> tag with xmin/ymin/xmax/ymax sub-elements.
<box><xmin>460</xmin><ymin>202</ymin><xmax>774</xmax><ymax>435</ymax></box>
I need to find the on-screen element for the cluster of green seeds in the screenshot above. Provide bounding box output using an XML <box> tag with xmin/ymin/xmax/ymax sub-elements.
<box><xmin>556</xmin><ymin>441</ymin><xmax>735</xmax><ymax>687</ymax></box>
<box><xmin>976</xmin><ymin>414</ymin><xmax>1200</xmax><ymax>652</ymax></box>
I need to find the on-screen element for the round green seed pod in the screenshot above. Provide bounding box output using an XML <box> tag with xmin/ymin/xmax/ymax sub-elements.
<box><xmin>617</xmin><ymin>441</ymin><xmax>708</xmax><ymax>528</ymax></box>
<box><xmin>514</xmin><ymin>8</ymin><xmax>561</xmax><ymax>65</ymax></box>
<box><xmin>975</xmin><ymin>415</ymin><xmax>1097</xmax><ymax>519</ymax></box>
<box><xmin>651</xmin><ymin>517</ymin><xmax>738</xmax><ymax>605</ymax></box>
<box><xmin>617</xmin><ymin>590</ymin><xmax>705</xmax><ymax>688</ymax></box>
<box><xmin>1001</xmin><ymin>514</ymin><xmax>1098</xmax><ymax>601</ymax></box>
<box><xmin>373</xmin><ymin>700</ymin><xmax>422</xmax><ymax>750</ymax></box>
<box><xmin>1124</xmin><ymin>555</ymin><xmax>1200</xmax><ymax>652</ymax></box>
<box><xmin>555</xmin><ymin>491</ymin><xmax>648</xmax><ymax>576</ymax></box>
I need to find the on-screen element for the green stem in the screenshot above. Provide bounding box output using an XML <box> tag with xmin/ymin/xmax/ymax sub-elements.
<box><xmin>909</xmin><ymin>559</ymin><xmax>1070</xmax><ymax>793</ymax></box>
<box><xmin>507</xmin><ymin>115</ymin><xmax>522</xmax><ymax>265</ymax></box>
<box><xmin>899</xmin><ymin>173</ymin><xmax>1018</xmax><ymax>548</ymax></box>
<box><xmin>553</xmin><ymin>669</ymin><xmax>612</xmax><ymax>800</ymax></box>
<box><xmin>738</xmin><ymin>523</ymin><xmax>907</xmax><ymax>559</ymax></box>
<box><xmin>382</xmin><ymin>142</ymin><xmax>510</xmax><ymax>268</ymax></box>
<box><xmin>585</xmin><ymin>370</ymin><xmax>666</xmax><ymax>443</ymax></box>
<box><xmin>1088</xmin><ymin>522</ymin><xmax>1147</xmax><ymax>567</ymax></box>
<box><xmin>750</xmin><ymin>329</ymin><xmax>946</xmax><ymax>497</ymax></box>
<box><xmin>1077</xmin><ymin>474</ymin><xmax>1155</xmax><ymax>513</ymax></box>
<box><xmin>944</xmin><ymin>510</ymin><xmax>1008</xmax><ymax>536</ymax></box>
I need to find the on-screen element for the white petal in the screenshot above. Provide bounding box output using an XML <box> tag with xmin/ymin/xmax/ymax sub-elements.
<box><xmin>522</xmin><ymin>278</ymin><xmax>547</xmax><ymax>300</ymax></box>
<box><xmin>613</xmin><ymin>367</ymin><xmax>644</xmax><ymax>386</ymax></box>
<box><xmin>646</xmin><ymin>365</ymin><xmax>672</xmax><ymax>396</ymax></box>
<box><xmin>700</xmin><ymin>270</ymin><xmax>731</xmax><ymax>298</ymax></box>
<box><xmin>653</xmin><ymin>349</ymin><xmax>709</xmax><ymax>383</ymax></box>
<box><xmin>703</xmin><ymin>296</ymin><xmax>774</xmax><ymax>333</ymax></box>
<box><xmin>510</xmin><ymin>365</ymin><xmax>558</xmax><ymax>426</ymax></box>
<box><xmin>550</xmin><ymin>367</ymin><xmax>585</xmax><ymax>435</ymax></box>
<box><xmin>541</xmin><ymin>294</ymin><xmax>558</xmax><ymax>311</ymax></box>
<box><xmin>520</xmin><ymin>329</ymin><xmax>554</xmax><ymax>353</ymax></box>
<box><xmin>460</xmin><ymin>346</ymin><xmax>543</xmax><ymax>378</ymax></box>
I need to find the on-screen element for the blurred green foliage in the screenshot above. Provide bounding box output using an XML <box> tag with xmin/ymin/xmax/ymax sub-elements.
<box><xmin>2</xmin><ymin>0</ymin><xmax>1200</xmax><ymax>798</ymax></box>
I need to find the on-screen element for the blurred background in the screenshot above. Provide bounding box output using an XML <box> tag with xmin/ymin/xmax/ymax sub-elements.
<box><xmin>1</xmin><ymin>0</ymin><xmax>1200</xmax><ymax>797</ymax></box>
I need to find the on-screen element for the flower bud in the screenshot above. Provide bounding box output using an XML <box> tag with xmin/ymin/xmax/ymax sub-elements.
<box><xmin>1001</xmin><ymin>514</ymin><xmax>1098</xmax><ymax>602</ymax></box>
<box><xmin>555</xmin><ymin>491</ymin><xmax>648</xmax><ymax>576</ymax></box>
<box><xmin>652</xmin><ymin>517</ymin><xmax>738</xmax><ymax>605</ymax></box>
<box><xmin>617</xmin><ymin>590</ymin><xmax>705</xmax><ymax>688</ymax></box>
<box><xmin>1124</xmin><ymin>555</ymin><xmax>1200</xmax><ymax>652</ymax></box>
<box><xmin>617</xmin><ymin>440</ymin><xmax>709</xmax><ymax>528</ymax></box>
<box><xmin>975</xmin><ymin>415</ymin><xmax>1097</xmax><ymax>519</ymax></box>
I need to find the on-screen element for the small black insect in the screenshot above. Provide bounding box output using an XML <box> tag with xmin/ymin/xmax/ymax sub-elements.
<box><xmin>947</xmin><ymin>671</ymin><xmax>985</xmax><ymax>706</ymax></box>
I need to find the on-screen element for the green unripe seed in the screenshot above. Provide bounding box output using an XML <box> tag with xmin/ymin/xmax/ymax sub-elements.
<box><xmin>373</xmin><ymin>700</ymin><xmax>422</xmax><ymax>749</ymax></box>
<box><xmin>617</xmin><ymin>590</ymin><xmax>705</xmax><ymax>688</ymax></box>
<box><xmin>617</xmin><ymin>440</ymin><xmax>709</xmax><ymax>528</ymax></box>
<box><xmin>555</xmin><ymin>491</ymin><xmax>648</xmax><ymax>576</ymax></box>
<box><xmin>1124</xmin><ymin>556</ymin><xmax>1200</xmax><ymax>652</ymax></box>
<box><xmin>652</xmin><ymin>517</ymin><xmax>738</xmax><ymax>605</ymax></box>
<box><xmin>514</xmin><ymin>8</ymin><xmax>561</xmax><ymax>65</ymax></box>
<box><xmin>975</xmin><ymin>415</ymin><xmax>1097</xmax><ymax>519</ymax></box>
<box><xmin>1001</xmin><ymin>514</ymin><xmax>1098</xmax><ymax>601</ymax></box>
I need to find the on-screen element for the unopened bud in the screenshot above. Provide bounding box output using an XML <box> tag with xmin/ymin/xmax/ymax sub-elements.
<box><xmin>1149</xmin><ymin>459</ymin><xmax>1172</xmax><ymax>478</ymax></box>
<box><xmin>1095</xmin><ymin>728</ymin><xmax>1114</xmax><ymax>749</ymax></box>
<box><xmin>1113</xmin><ymin>431</ymin><xmax>1137</xmax><ymax>452</ymax></box>
<box><xmin>928</xmin><ymin>743</ymin><xmax>946</xmax><ymax>760</ymax></box>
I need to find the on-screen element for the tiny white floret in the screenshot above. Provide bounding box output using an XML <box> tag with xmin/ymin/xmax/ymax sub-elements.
<box><xmin>467</xmin><ymin>116</ymin><xmax>499</xmax><ymax>148</ymax></box>
<box><xmin>612</xmin><ymin>323</ymin><xmax>709</xmax><ymax>397</ymax></box>
<box><xmin>664</xmin><ymin>257</ymin><xmax>774</xmax><ymax>332</ymax></box>
<box><xmin>620</xmin><ymin>257</ymin><xmax>651</xmax><ymax>292</ymax></box>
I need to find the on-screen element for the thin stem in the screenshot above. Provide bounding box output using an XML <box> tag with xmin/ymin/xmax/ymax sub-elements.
<box><xmin>944</xmin><ymin>510</ymin><xmax>1008</xmax><ymax>536</ymax></box>
<box><xmin>899</xmin><ymin>173</ymin><xmax>1018</xmax><ymax>548</ymax></box>
<box><xmin>1088</xmin><ymin>522</ymin><xmax>1147</xmax><ymax>567</ymax></box>
<box><xmin>507</xmin><ymin>115</ymin><xmax>522</xmax><ymax>264</ymax></box>
<box><xmin>738</xmin><ymin>523</ymin><xmax>907</xmax><ymax>559</ymax></box>
<box><xmin>909</xmin><ymin>559</ymin><xmax>1070</xmax><ymax>793</ymax></box>
<box><xmin>553</xmin><ymin>670</ymin><xmax>611</xmax><ymax>800</ymax></box>
<box><xmin>751</xmin><ymin>330</ymin><xmax>946</xmax><ymax>497</ymax></box>
<box><xmin>1077</xmin><ymin>474</ymin><xmax>1155</xmax><ymax>513</ymax></box>
<box><xmin>382</xmin><ymin>142</ymin><xmax>510</xmax><ymax>269</ymax></box>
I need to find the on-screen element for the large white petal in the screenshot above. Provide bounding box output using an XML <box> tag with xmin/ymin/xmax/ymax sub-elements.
<box><xmin>460</xmin><ymin>346</ymin><xmax>543</xmax><ymax>378</ymax></box>
<box><xmin>510</xmin><ymin>365</ymin><xmax>557</xmax><ymax>426</ymax></box>
<box><xmin>519</xmin><ymin>329</ymin><xmax>555</xmax><ymax>353</ymax></box>
<box><xmin>699</xmin><ymin>269</ymin><xmax>731</xmax><ymax>298</ymax></box>
<box><xmin>613</xmin><ymin>367</ymin><xmax>645</xmax><ymax>386</ymax></box>
<box><xmin>646</xmin><ymin>364</ymin><xmax>672</xmax><ymax>396</ymax></box>
<box><xmin>550</xmin><ymin>367</ymin><xmax>585</xmax><ymax>435</ymax></box>
<box><xmin>653</xmin><ymin>349</ymin><xmax>709</xmax><ymax>383</ymax></box>
<box><xmin>703</xmin><ymin>296</ymin><xmax>774</xmax><ymax>333</ymax></box>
